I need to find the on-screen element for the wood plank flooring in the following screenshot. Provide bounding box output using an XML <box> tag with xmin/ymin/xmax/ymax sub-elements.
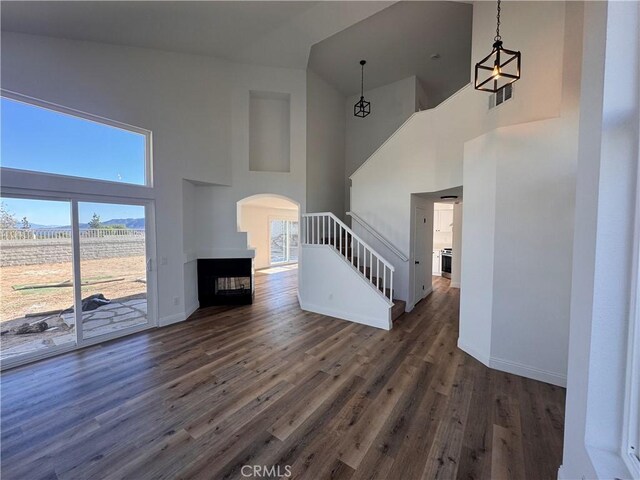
<box><xmin>0</xmin><ymin>268</ymin><xmax>565</xmax><ymax>479</ymax></box>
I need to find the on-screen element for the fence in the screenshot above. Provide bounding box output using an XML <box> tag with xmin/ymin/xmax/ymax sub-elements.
<box><xmin>0</xmin><ymin>228</ymin><xmax>145</xmax><ymax>241</ymax></box>
<box><xmin>0</xmin><ymin>229</ymin><xmax>146</xmax><ymax>267</ymax></box>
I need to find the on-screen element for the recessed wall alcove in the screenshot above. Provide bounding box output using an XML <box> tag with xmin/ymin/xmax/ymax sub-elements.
<box><xmin>249</xmin><ymin>90</ymin><xmax>291</xmax><ymax>173</ymax></box>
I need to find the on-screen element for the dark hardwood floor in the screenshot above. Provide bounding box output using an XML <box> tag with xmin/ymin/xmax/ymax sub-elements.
<box><xmin>0</xmin><ymin>268</ymin><xmax>565</xmax><ymax>480</ymax></box>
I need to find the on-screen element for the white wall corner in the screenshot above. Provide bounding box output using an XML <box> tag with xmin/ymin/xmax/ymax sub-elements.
<box><xmin>489</xmin><ymin>355</ymin><xmax>567</xmax><ymax>388</ymax></box>
<box><xmin>407</xmin><ymin>284</ymin><xmax>433</xmax><ymax>312</ymax></box>
<box><xmin>185</xmin><ymin>302</ymin><xmax>200</xmax><ymax>320</ymax></box>
<box><xmin>457</xmin><ymin>339</ymin><xmax>491</xmax><ymax>367</ymax></box>
<box><xmin>158</xmin><ymin>312</ymin><xmax>187</xmax><ymax>328</ymax></box>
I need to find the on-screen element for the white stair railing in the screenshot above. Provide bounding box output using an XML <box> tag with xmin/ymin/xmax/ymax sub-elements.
<box><xmin>302</xmin><ymin>212</ymin><xmax>394</xmax><ymax>303</ymax></box>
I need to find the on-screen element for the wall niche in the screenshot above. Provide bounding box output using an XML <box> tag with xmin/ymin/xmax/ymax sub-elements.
<box><xmin>249</xmin><ymin>90</ymin><xmax>291</xmax><ymax>173</ymax></box>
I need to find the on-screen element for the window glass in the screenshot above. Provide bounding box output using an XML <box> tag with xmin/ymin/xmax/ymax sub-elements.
<box><xmin>1</xmin><ymin>97</ymin><xmax>147</xmax><ymax>185</ymax></box>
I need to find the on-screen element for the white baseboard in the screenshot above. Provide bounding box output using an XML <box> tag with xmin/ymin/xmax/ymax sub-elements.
<box><xmin>407</xmin><ymin>285</ymin><xmax>433</xmax><ymax>311</ymax></box>
<box><xmin>457</xmin><ymin>339</ymin><xmax>491</xmax><ymax>366</ymax></box>
<box><xmin>450</xmin><ymin>281</ymin><xmax>460</xmax><ymax>288</ymax></box>
<box><xmin>489</xmin><ymin>356</ymin><xmax>567</xmax><ymax>387</ymax></box>
<box><xmin>159</xmin><ymin>302</ymin><xmax>200</xmax><ymax>328</ymax></box>
<box><xmin>298</xmin><ymin>297</ymin><xmax>391</xmax><ymax>331</ymax></box>
<box><xmin>158</xmin><ymin>312</ymin><xmax>186</xmax><ymax>327</ymax></box>
<box><xmin>458</xmin><ymin>340</ymin><xmax>566</xmax><ymax>387</ymax></box>
<box><xmin>557</xmin><ymin>465</ymin><xmax>568</xmax><ymax>480</ymax></box>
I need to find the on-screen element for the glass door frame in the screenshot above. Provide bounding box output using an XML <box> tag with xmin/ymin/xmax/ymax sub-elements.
<box><xmin>268</xmin><ymin>217</ymin><xmax>299</xmax><ymax>266</ymax></box>
<box><xmin>0</xmin><ymin>189</ymin><xmax>157</xmax><ymax>370</ymax></box>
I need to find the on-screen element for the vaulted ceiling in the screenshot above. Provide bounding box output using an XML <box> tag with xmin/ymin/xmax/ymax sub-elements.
<box><xmin>308</xmin><ymin>1</ymin><xmax>473</xmax><ymax>106</ymax></box>
<box><xmin>1</xmin><ymin>1</ymin><xmax>473</xmax><ymax>107</ymax></box>
<box><xmin>0</xmin><ymin>1</ymin><xmax>392</xmax><ymax>69</ymax></box>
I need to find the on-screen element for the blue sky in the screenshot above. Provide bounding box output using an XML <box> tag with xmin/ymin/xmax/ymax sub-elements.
<box><xmin>1</xmin><ymin>97</ymin><xmax>147</xmax><ymax>226</ymax></box>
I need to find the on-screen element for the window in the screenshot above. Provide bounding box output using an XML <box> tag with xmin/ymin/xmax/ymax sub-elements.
<box><xmin>1</xmin><ymin>95</ymin><xmax>149</xmax><ymax>185</ymax></box>
<box><xmin>0</xmin><ymin>92</ymin><xmax>156</xmax><ymax>369</ymax></box>
<box><xmin>270</xmin><ymin>220</ymin><xmax>298</xmax><ymax>265</ymax></box>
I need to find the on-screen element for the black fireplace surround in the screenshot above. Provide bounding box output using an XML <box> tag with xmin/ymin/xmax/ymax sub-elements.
<box><xmin>197</xmin><ymin>258</ymin><xmax>254</xmax><ymax>307</ymax></box>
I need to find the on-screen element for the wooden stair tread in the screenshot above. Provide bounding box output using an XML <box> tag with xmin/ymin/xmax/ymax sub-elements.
<box><xmin>391</xmin><ymin>299</ymin><xmax>406</xmax><ymax>322</ymax></box>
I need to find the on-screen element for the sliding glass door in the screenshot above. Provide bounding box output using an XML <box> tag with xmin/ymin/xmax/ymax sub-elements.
<box><xmin>1</xmin><ymin>92</ymin><xmax>156</xmax><ymax>368</ymax></box>
<box><xmin>270</xmin><ymin>219</ymin><xmax>299</xmax><ymax>265</ymax></box>
<box><xmin>78</xmin><ymin>202</ymin><xmax>149</xmax><ymax>340</ymax></box>
<box><xmin>0</xmin><ymin>197</ymin><xmax>76</xmax><ymax>360</ymax></box>
<box><xmin>0</xmin><ymin>195</ymin><xmax>155</xmax><ymax>366</ymax></box>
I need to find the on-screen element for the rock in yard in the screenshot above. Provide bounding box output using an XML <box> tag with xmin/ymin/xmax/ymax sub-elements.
<box><xmin>15</xmin><ymin>321</ymin><xmax>48</xmax><ymax>335</ymax></box>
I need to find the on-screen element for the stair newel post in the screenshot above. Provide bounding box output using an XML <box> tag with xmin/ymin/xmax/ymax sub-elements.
<box><xmin>390</xmin><ymin>273</ymin><xmax>393</xmax><ymax>302</ymax></box>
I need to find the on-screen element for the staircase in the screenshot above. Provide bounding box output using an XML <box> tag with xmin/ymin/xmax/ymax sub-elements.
<box><xmin>300</xmin><ymin>212</ymin><xmax>405</xmax><ymax>327</ymax></box>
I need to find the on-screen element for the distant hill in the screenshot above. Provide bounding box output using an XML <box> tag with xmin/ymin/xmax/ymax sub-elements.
<box><xmin>100</xmin><ymin>218</ymin><xmax>145</xmax><ymax>229</ymax></box>
<box><xmin>16</xmin><ymin>218</ymin><xmax>145</xmax><ymax>230</ymax></box>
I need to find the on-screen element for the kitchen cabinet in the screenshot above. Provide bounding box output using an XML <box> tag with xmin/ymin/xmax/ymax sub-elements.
<box><xmin>434</xmin><ymin>209</ymin><xmax>453</xmax><ymax>233</ymax></box>
<box><xmin>432</xmin><ymin>250</ymin><xmax>441</xmax><ymax>275</ymax></box>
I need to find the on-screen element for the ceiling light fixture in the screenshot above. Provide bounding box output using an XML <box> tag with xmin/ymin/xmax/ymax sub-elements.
<box><xmin>440</xmin><ymin>195</ymin><xmax>458</xmax><ymax>200</ymax></box>
<box><xmin>474</xmin><ymin>0</ymin><xmax>521</xmax><ymax>93</ymax></box>
<box><xmin>354</xmin><ymin>60</ymin><xmax>371</xmax><ymax>118</ymax></box>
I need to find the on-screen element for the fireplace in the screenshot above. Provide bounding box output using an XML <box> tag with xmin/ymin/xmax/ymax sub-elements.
<box><xmin>197</xmin><ymin>258</ymin><xmax>254</xmax><ymax>307</ymax></box>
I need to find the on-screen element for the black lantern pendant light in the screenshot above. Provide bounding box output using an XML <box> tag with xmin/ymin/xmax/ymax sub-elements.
<box><xmin>354</xmin><ymin>60</ymin><xmax>371</xmax><ymax>118</ymax></box>
<box><xmin>474</xmin><ymin>0</ymin><xmax>521</xmax><ymax>93</ymax></box>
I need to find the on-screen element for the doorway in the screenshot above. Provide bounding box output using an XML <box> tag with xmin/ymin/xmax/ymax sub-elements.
<box><xmin>237</xmin><ymin>194</ymin><xmax>300</xmax><ymax>270</ymax></box>
<box><xmin>269</xmin><ymin>219</ymin><xmax>299</xmax><ymax>265</ymax></box>
<box><xmin>414</xmin><ymin>206</ymin><xmax>429</xmax><ymax>302</ymax></box>
<box><xmin>433</xmin><ymin>202</ymin><xmax>454</xmax><ymax>278</ymax></box>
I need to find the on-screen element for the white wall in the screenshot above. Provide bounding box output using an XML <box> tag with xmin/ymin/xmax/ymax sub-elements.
<box><xmin>249</xmin><ymin>91</ymin><xmax>291</xmax><ymax>173</ymax></box>
<box><xmin>239</xmin><ymin>205</ymin><xmax>298</xmax><ymax>270</ymax></box>
<box><xmin>450</xmin><ymin>203</ymin><xmax>462</xmax><ymax>288</ymax></box>
<box><xmin>460</xmin><ymin>1</ymin><xmax>584</xmax><ymax>387</ymax></box>
<box><xmin>345</xmin><ymin>75</ymin><xmax>417</xmax><ymax>213</ymax></box>
<box><xmin>349</xmin><ymin>1</ymin><xmax>583</xmax><ymax>385</ymax></box>
<box><xmin>182</xmin><ymin>180</ymin><xmax>199</xmax><ymax>316</ymax></box>
<box><xmin>561</xmin><ymin>2</ymin><xmax>640</xmax><ymax>479</ymax></box>
<box><xmin>1</xmin><ymin>32</ymin><xmax>307</xmax><ymax>326</ymax></box>
<box><xmin>458</xmin><ymin>151</ymin><xmax>496</xmax><ymax>364</ymax></box>
<box><xmin>306</xmin><ymin>70</ymin><xmax>346</xmax><ymax>218</ymax></box>
<box><xmin>463</xmin><ymin>115</ymin><xmax>579</xmax><ymax>386</ymax></box>
<box><xmin>299</xmin><ymin>245</ymin><xmax>392</xmax><ymax>330</ymax></box>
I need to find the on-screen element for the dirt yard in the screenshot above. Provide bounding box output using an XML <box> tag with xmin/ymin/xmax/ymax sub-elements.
<box><xmin>0</xmin><ymin>255</ymin><xmax>147</xmax><ymax>323</ymax></box>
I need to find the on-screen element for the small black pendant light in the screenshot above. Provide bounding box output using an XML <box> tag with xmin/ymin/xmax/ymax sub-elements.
<box><xmin>354</xmin><ymin>60</ymin><xmax>371</xmax><ymax>118</ymax></box>
<box><xmin>474</xmin><ymin>0</ymin><xmax>521</xmax><ymax>93</ymax></box>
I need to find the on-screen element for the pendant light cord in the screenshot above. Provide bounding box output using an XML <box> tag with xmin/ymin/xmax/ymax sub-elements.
<box><xmin>495</xmin><ymin>0</ymin><xmax>502</xmax><ymax>42</ymax></box>
<box><xmin>360</xmin><ymin>63</ymin><xmax>364</xmax><ymax>98</ymax></box>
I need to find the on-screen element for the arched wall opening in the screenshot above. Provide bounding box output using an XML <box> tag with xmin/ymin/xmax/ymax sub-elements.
<box><xmin>237</xmin><ymin>194</ymin><xmax>300</xmax><ymax>270</ymax></box>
